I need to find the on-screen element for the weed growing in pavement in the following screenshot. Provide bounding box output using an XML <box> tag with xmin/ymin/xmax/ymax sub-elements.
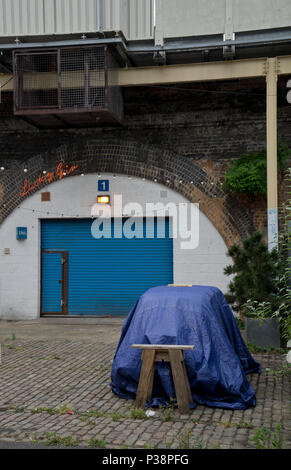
<box><xmin>30</xmin><ymin>404</ymin><xmax>76</xmax><ymax>415</ymax></box>
<box><xmin>219</xmin><ymin>421</ymin><xmax>232</xmax><ymax>428</ymax></box>
<box><xmin>107</xmin><ymin>411</ymin><xmax>126</xmax><ymax>421</ymax></box>
<box><xmin>193</xmin><ymin>435</ymin><xmax>206</xmax><ymax>449</ymax></box>
<box><xmin>143</xmin><ymin>443</ymin><xmax>158</xmax><ymax>449</ymax></box>
<box><xmin>265</xmin><ymin>361</ymin><xmax>291</xmax><ymax>377</ymax></box>
<box><xmin>251</xmin><ymin>427</ymin><xmax>272</xmax><ymax>449</ymax></box>
<box><xmin>31</xmin><ymin>407</ymin><xmax>57</xmax><ymax>415</ymax></box>
<box><xmin>28</xmin><ymin>432</ymin><xmax>39</xmax><ymax>443</ymax></box>
<box><xmin>84</xmin><ymin>409</ymin><xmax>103</xmax><ymax>418</ymax></box>
<box><xmin>219</xmin><ymin>420</ymin><xmax>253</xmax><ymax>429</ymax></box>
<box><xmin>4</xmin><ymin>344</ymin><xmax>21</xmax><ymax>351</ymax></box>
<box><xmin>178</xmin><ymin>430</ymin><xmax>191</xmax><ymax>449</ymax></box>
<box><xmin>159</xmin><ymin>398</ymin><xmax>177</xmax><ymax>422</ymax></box>
<box><xmin>130</xmin><ymin>407</ymin><xmax>148</xmax><ymax>419</ymax></box>
<box><xmin>8</xmin><ymin>404</ymin><xmax>25</xmax><ymax>413</ymax></box>
<box><xmin>57</xmin><ymin>404</ymin><xmax>74</xmax><ymax>414</ymax></box>
<box><xmin>251</xmin><ymin>424</ymin><xmax>282</xmax><ymax>449</ymax></box>
<box><xmin>213</xmin><ymin>442</ymin><xmax>221</xmax><ymax>449</ymax></box>
<box><xmin>271</xmin><ymin>424</ymin><xmax>282</xmax><ymax>449</ymax></box>
<box><xmin>235</xmin><ymin>420</ymin><xmax>253</xmax><ymax>429</ymax></box>
<box><xmin>44</xmin><ymin>432</ymin><xmax>80</xmax><ymax>447</ymax></box>
<box><xmin>11</xmin><ymin>333</ymin><xmax>16</xmax><ymax>341</ymax></box>
<box><xmin>178</xmin><ymin>431</ymin><xmax>207</xmax><ymax>449</ymax></box>
<box><xmin>87</xmin><ymin>437</ymin><xmax>107</xmax><ymax>448</ymax></box>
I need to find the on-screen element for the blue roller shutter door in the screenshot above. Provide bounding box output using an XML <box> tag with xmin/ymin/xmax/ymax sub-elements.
<box><xmin>41</xmin><ymin>218</ymin><xmax>173</xmax><ymax>315</ymax></box>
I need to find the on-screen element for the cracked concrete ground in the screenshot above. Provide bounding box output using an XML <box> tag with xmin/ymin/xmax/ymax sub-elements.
<box><xmin>0</xmin><ymin>318</ymin><xmax>290</xmax><ymax>449</ymax></box>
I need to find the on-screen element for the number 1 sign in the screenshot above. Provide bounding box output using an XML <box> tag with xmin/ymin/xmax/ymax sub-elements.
<box><xmin>98</xmin><ymin>180</ymin><xmax>109</xmax><ymax>191</ymax></box>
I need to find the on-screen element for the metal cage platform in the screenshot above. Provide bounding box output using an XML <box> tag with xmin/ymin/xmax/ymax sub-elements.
<box><xmin>13</xmin><ymin>45</ymin><xmax>123</xmax><ymax>128</ymax></box>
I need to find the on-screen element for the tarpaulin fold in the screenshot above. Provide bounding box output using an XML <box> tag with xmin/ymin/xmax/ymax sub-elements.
<box><xmin>110</xmin><ymin>286</ymin><xmax>261</xmax><ymax>410</ymax></box>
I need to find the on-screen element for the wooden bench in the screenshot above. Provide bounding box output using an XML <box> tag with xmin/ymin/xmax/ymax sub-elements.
<box><xmin>131</xmin><ymin>344</ymin><xmax>194</xmax><ymax>413</ymax></box>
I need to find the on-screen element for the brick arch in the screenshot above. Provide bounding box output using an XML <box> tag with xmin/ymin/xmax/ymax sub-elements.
<box><xmin>0</xmin><ymin>139</ymin><xmax>255</xmax><ymax>247</ymax></box>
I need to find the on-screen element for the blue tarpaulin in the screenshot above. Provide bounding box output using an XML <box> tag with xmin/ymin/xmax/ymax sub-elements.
<box><xmin>110</xmin><ymin>286</ymin><xmax>261</xmax><ymax>410</ymax></box>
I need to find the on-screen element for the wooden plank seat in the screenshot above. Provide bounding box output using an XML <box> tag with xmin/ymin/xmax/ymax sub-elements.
<box><xmin>131</xmin><ymin>344</ymin><xmax>194</xmax><ymax>413</ymax></box>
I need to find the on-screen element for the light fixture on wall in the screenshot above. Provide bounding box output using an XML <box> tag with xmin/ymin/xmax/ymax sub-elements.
<box><xmin>97</xmin><ymin>195</ymin><xmax>110</xmax><ymax>204</ymax></box>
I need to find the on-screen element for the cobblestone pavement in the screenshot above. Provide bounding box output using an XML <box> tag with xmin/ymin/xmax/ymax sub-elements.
<box><xmin>0</xmin><ymin>319</ymin><xmax>290</xmax><ymax>450</ymax></box>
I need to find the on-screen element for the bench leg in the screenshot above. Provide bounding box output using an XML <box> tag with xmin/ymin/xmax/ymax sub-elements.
<box><xmin>135</xmin><ymin>349</ymin><xmax>155</xmax><ymax>409</ymax></box>
<box><xmin>168</xmin><ymin>349</ymin><xmax>191</xmax><ymax>413</ymax></box>
<box><xmin>182</xmin><ymin>356</ymin><xmax>193</xmax><ymax>404</ymax></box>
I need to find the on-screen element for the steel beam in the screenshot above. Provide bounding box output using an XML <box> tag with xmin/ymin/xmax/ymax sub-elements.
<box><xmin>1</xmin><ymin>56</ymin><xmax>291</xmax><ymax>91</ymax></box>
<box><xmin>117</xmin><ymin>57</ymin><xmax>267</xmax><ymax>86</ymax></box>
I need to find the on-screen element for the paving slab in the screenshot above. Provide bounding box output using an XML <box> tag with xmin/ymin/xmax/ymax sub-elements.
<box><xmin>0</xmin><ymin>319</ymin><xmax>290</xmax><ymax>449</ymax></box>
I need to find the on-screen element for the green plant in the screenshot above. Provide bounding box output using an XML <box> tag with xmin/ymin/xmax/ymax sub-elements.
<box><xmin>44</xmin><ymin>432</ymin><xmax>79</xmax><ymax>447</ymax></box>
<box><xmin>178</xmin><ymin>431</ymin><xmax>191</xmax><ymax>449</ymax></box>
<box><xmin>236</xmin><ymin>420</ymin><xmax>253</xmax><ymax>429</ymax></box>
<box><xmin>87</xmin><ymin>437</ymin><xmax>107</xmax><ymax>448</ymax></box>
<box><xmin>30</xmin><ymin>404</ymin><xmax>77</xmax><ymax>416</ymax></box>
<box><xmin>251</xmin><ymin>427</ymin><xmax>271</xmax><ymax>449</ymax></box>
<box><xmin>85</xmin><ymin>409</ymin><xmax>103</xmax><ymax>418</ymax></box>
<box><xmin>130</xmin><ymin>407</ymin><xmax>147</xmax><ymax>420</ymax></box>
<box><xmin>266</xmin><ymin>361</ymin><xmax>291</xmax><ymax>377</ymax></box>
<box><xmin>246</xmin><ymin>342</ymin><xmax>285</xmax><ymax>354</ymax></box>
<box><xmin>193</xmin><ymin>436</ymin><xmax>206</xmax><ymax>449</ymax></box>
<box><xmin>235</xmin><ymin>317</ymin><xmax>245</xmax><ymax>330</ymax></box>
<box><xmin>107</xmin><ymin>411</ymin><xmax>124</xmax><ymax>421</ymax></box>
<box><xmin>223</xmin><ymin>141</ymin><xmax>290</xmax><ymax>196</ymax></box>
<box><xmin>271</xmin><ymin>423</ymin><xmax>282</xmax><ymax>449</ymax></box>
<box><xmin>213</xmin><ymin>442</ymin><xmax>221</xmax><ymax>449</ymax></box>
<box><xmin>159</xmin><ymin>397</ymin><xmax>177</xmax><ymax>422</ymax></box>
<box><xmin>224</xmin><ymin>231</ymin><xmax>285</xmax><ymax>313</ymax></box>
<box><xmin>242</xmin><ymin>300</ymin><xmax>273</xmax><ymax>325</ymax></box>
<box><xmin>31</xmin><ymin>407</ymin><xmax>57</xmax><ymax>415</ymax></box>
<box><xmin>272</xmin><ymin>167</ymin><xmax>291</xmax><ymax>344</ymax></box>
<box><xmin>251</xmin><ymin>424</ymin><xmax>282</xmax><ymax>449</ymax></box>
<box><xmin>57</xmin><ymin>404</ymin><xmax>74</xmax><ymax>414</ymax></box>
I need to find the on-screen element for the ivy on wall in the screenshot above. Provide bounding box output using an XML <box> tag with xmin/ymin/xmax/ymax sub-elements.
<box><xmin>223</xmin><ymin>141</ymin><xmax>291</xmax><ymax>196</ymax></box>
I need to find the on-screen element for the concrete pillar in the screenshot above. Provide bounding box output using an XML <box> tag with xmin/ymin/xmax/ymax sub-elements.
<box><xmin>266</xmin><ymin>57</ymin><xmax>278</xmax><ymax>251</ymax></box>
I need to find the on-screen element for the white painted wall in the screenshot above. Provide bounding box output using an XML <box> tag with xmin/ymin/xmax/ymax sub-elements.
<box><xmin>0</xmin><ymin>173</ymin><xmax>230</xmax><ymax>319</ymax></box>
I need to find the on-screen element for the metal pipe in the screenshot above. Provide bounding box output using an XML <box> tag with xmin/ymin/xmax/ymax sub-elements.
<box><xmin>266</xmin><ymin>57</ymin><xmax>278</xmax><ymax>251</ymax></box>
<box><xmin>99</xmin><ymin>0</ymin><xmax>103</xmax><ymax>33</ymax></box>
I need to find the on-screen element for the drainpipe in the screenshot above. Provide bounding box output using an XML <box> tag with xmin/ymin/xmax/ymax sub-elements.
<box><xmin>266</xmin><ymin>57</ymin><xmax>278</xmax><ymax>251</ymax></box>
<box><xmin>99</xmin><ymin>0</ymin><xmax>103</xmax><ymax>33</ymax></box>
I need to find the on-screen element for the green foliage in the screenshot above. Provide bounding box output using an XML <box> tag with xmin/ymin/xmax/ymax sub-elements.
<box><xmin>44</xmin><ymin>432</ymin><xmax>80</xmax><ymax>447</ymax></box>
<box><xmin>223</xmin><ymin>141</ymin><xmax>291</xmax><ymax>195</ymax></box>
<box><xmin>242</xmin><ymin>168</ymin><xmax>291</xmax><ymax>343</ymax></box>
<box><xmin>246</xmin><ymin>343</ymin><xmax>285</xmax><ymax>354</ymax></box>
<box><xmin>235</xmin><ymin>317</ymin><xmax>245</xmax><ymax>330</ymax></box>
<box><xmin>251</xmin><ymin>424</ymin><xmax>282</xmax><ymax>449</ymax></box>
<box><xmin>242</xmin><ymin>300</ymin><xmax>273</xmax><ymax>324</ymax></box>
<box><xmin>159</xmin><ymin>397</ymin><xmax>177</xmax><ymax>422</ymax></box>
<box><xmin>274</xmin><ymin>167</ymin><xmax>291</xmax><ymax>343</ymax></box>
<box><xmin>224</xmin><ymin>231</ymin><xmax>284</xmax><ymax>313</ymax></box>
<box><xmin>265</xmin><ymin>361</ymin><xmax>291</xmax><ymax>377</ymax></box>
<box><xmin>87</xmin><ymin>437</ymin><xmax>107</xmax><ymax>448</ymax></box>
<box><xmin>130</xmin><ymin>407</ymin><xmax>148</xmax><ymax>419</ymax></box>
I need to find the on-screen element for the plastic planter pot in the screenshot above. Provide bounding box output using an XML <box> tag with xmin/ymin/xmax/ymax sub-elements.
<box><xmin>245</xmin><ymin>318</ymin><xmax>281</xmax><ymax>348</ymax></box>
